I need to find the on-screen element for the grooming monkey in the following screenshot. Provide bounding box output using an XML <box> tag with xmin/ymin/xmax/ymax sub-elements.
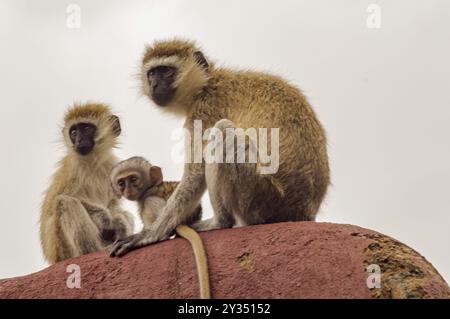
<box><xmin>110</xmin><ymin>157</ymin><xmax>210</xmax><ymax>298</ymax></box>
<box><xmin>40</xmin><ymin>103</ymin><xmax>134</xmax><ymax>264</ymax></box>
<box><xmin>111</xmin><ymin>39</ymin><xmax>330</xmax><ymax>257</ymax></box>
<box><xmin>110</xmin><ymin>156</ymin><xmax>202</xmax><ymax>227</ymax></box>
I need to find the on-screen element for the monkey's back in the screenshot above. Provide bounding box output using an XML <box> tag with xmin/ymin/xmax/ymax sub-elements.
<box><xmin>40</xmin><ymin>157</ymin><xmax>74</xmax><ymax>264</ymax></box>
<box><xmin>199</xmin><ymin>68</ymin><xmax>330</xmax><ymax>219</ymax></box>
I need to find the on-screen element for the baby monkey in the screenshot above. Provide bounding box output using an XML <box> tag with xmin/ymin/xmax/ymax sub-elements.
<box><xmin>110</xmin><ymin>156</ymin><xmax>201</xmax><ymax>227</ymax></box>
<box><xmin>110</xmin><ymin>156</ymin><xmax>210</xmax><ymax>298</ymax></box>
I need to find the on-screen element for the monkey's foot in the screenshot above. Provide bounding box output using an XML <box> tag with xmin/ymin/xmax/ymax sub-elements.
<box><xmin>191</xmin><ymin>218</ymin><xmax>225</xmax><ymax>232</ymax></box>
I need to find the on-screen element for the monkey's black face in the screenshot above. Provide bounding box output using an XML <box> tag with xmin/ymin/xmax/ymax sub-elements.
<box><xmin>69</xmin><ymin>122</ymin><xmax>97</xmax><ymax>156</ymax></box>
<box><xmin>147</xmin><ymin>65</ymin><xmax>177</xmax><ymax>106</ymax></box>
<box><xmin>117</xmin><ymin>174</ymin><xmax>143</xmax><ymax>201</ymax></box>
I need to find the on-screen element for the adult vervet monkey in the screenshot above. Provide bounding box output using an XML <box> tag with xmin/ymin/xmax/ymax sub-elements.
<box><xmin>40</xmin><ymin>103</ymin><xmax>134</xmax><ymax>264</ymax></box>
<box><xmin>111</xmin><ymin>39</ymin><xmax>329</xmax><ymax>257</ymax></box>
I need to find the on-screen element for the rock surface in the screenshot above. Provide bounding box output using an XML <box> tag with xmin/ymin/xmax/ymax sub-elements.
<box><xmin>0</xmin><ymin>222</ymin><xmax>448</xmax><ymax>299</ymax></box>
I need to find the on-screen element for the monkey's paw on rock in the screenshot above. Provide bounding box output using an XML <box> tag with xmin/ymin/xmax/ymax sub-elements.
<box><xmin>0</xmin><ymin>222</ymin><xmax>448</xmax><ymax>299</ymax></box>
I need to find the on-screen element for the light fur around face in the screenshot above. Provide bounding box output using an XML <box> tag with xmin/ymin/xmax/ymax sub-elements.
<box><xmin>111</xmin><ymin>156</ymin><xmax>163</xmax><ymax>228</ymax></box>
<box><xmin>140</xmin><ymin>39</ymin><xmax>210</xmax><ymax>115</ymax></box>
<box><xmin>110</xmin><ymin>156</ymin><xmax>153</xmax><ymax>200</ymax></box>
<box><xmin>62</xmin><ymin>103</ymin><xmax>121</xmax><ymax>161</ymax></box>
<box><xmin>111</xmin><ymin>157</ymin><xmax>152</xmax><ymax>182</ymax></box>
<box><xmin>110</xmin><ymin>157</ymin><xmax>201</xmax><ymax>228</ymax></box>
<box><xmin>40</xmin><ymin>103</ymin><xmax>133</xmax><ymax>264</ymax></box>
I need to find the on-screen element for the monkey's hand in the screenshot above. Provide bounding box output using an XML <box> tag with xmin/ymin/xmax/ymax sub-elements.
<box><xmin>109</xmin><ymin>227</ymin><xmax>171</xmax><ymax>257</ymax></box>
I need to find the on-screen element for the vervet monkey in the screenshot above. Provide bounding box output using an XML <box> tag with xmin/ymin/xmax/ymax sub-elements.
<box><xmin>110</xmin><ymin>156</ymin><xmax>202</xmax><ymax>227</ymax></box>
<box><xmin>111</xmin><ymin>39</ymin><xmax>329</xmax><ymax>257</ymax></box>
<box><xmin>40</xmin><ymin>103</ymin><xmax>134</xmax><ymax>264</ymax></box>
<box><xmin>110</xmin><ymin>157</ymin><xmax>209</xmax><ymax>298</ymax></box>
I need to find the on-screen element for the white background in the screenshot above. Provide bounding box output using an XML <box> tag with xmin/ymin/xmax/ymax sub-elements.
<box><xmin>0</xmin><ymin>0</ymin><xmax>449</xmax><ymax>284</ymax></box>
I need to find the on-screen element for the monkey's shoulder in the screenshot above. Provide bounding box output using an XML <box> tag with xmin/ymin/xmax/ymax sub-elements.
<box><xmin>204</xmin><ymin>68</ymin><xmax>306</xmax><ymax>116</ymax></box>
<box><xmin>43</xmin><ymin>157</ymin><xmax>114</xmax><ymax>205</ymax></box>
<box><xmin>42</xmin><ymin>159</ymin><xmax>74</xmax><ymax>199</ymax></box>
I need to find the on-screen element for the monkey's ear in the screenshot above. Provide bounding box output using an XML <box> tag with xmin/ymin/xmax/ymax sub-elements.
<box><xmin>194</xmin><ymin>51</ymin><xmax>209</xmax><ymax>70</ymax></box>
<box><xmin>150</xmin><ymin>166</ymin><xmax>163</xmax><ymax>187</ymax></box>
<box><xmin>111</xmin><ymin>115</ymin><xmax>121</xmax><ymax>136</ymax></box>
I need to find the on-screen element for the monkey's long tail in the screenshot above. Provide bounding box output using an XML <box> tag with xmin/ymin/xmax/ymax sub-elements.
<box><xmin>175</xmin><ymin>224</ymin><xmax>211</xmax><ymax>299</ymax></box>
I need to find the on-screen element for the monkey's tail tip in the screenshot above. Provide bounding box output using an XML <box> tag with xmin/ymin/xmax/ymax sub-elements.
<box><xmin>175</xmin><ymin>224</ymin><xmax>211</xmax><ymax>299</ymax></box>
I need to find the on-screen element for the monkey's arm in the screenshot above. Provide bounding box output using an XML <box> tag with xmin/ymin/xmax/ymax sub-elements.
<box><xmin>142</xmin><ymin>183</ymin><xmax>201</xmax><ymax>227</ymax></box>
<box><xmin>52</xmin><ymin>195</ymin><xmax>104</xmax><ymax>262</ymax></box>
<box><xmin>111</xmin><ymin>163</ymin><xmax>206</xmax><ymax>257</ymax></box>
<box><xmin>140</xmin><ymin>196</ymin><xmax>167</xmax><ymax>228</ymax></box>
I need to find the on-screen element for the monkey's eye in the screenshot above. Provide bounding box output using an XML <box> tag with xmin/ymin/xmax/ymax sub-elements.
<box><xmin>118</xmin><ymin>181</ymin><xmax>125</xmax><ymax>189</ymax></box>
<box><xmin>70</xmin><ymin>129</ymin><xmax>77</xmax><ymax>137</ymax></box>
<box><xmin>164</xmin><ymin>68</ymin><xmax>175</xmax><ymax>77</ymax></box>
<box><xmin>130</xmin><ymin>177</ymin><xmax>137</xmax><ymax>183</ymax></box>
<box><xmin>147</xmin><ymin>70</ymin><xmax>155</xmax><ymax>77</ymax></box>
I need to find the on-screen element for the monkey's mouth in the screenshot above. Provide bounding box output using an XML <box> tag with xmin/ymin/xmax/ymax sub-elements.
<box><xmin>152</xmin><ymin>89</ymin><xmax>175</xmax><ymax>106</ymax></box>
<box><xmin>76</xmin><ymin>145</ymin><xmax>94</xmax><ymax>156</ymax></box>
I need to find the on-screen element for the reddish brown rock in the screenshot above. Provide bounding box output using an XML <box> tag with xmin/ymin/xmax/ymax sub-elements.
<box><xmin>0</xmin><ymin>222</ymin><xmax>448</xmax><ymax>299</ymax></box>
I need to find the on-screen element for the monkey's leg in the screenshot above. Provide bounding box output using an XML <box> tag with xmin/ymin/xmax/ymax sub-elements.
<box><xmin>56</xmin><ymin>195</ymin><xmax>103</xmax><ymax>258</ymax></box>
<box><xmin>191</xmin><ymin>162</ymin><xmax>235</xmax><ymax>232</ymax></box>
<box><xmin>186</xmin><ymin>204</ymin><xmax>203</xmax><ymax>226</ymax></box>
<box><xmin>80</xmin><ymin>200</ymin><xmax>118</xmax><ymax>244</ymax></box>
<box><xmin>209</xmin><ymin>119</ymin><xmax>284</xmax><ymax>227</ymax></box>
<box><xmin>110</xmin><ymin>163</ymin><xmax>206</xmax><ymax>257</ymax></box>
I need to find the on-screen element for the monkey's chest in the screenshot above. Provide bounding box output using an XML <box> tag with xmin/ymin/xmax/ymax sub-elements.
<box><xmin>75</xmin><ymin>173</ymin><xmax>113</xmax><ymax>206</ymax></box>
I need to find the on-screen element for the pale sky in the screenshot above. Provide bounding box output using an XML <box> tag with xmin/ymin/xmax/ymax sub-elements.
<box><xmin>0</xmin><ymin>0</ymin><xmax>449</xmax><ymax>284</ymax></box>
